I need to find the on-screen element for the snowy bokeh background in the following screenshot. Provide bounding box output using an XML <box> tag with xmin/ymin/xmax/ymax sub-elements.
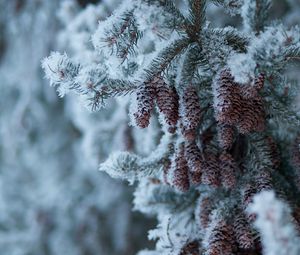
<box><xmin>0</xmin><ymin>0</ymin><xmax>154</xmax><ymax>254</ymax></box>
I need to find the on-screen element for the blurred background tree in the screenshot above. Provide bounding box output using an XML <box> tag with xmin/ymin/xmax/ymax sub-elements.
<box><xmin>0</xmin><ymin>0</ymin><xmax>153</xmax><ymax>254</ymax></box>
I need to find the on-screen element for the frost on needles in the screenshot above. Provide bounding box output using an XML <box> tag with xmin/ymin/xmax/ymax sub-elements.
<box><xmin>42</xmin><ymin>0</ymin><xmax>300</xmax><ymax>254</ymax></box>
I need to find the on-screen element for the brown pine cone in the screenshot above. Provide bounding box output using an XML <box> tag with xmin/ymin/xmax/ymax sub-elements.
<box><xmin>134</xmin><ymin>81</ymin><xmax>156</xmax><ymax>128</ymax></box>
<box><xmin>242</xmin><ymin>183</ymin><xmax>258</xmax><ymax>209</ymax></box>
<box><xmin>214</xmin><ymin>69</ymin><xmax>241</xmax><ymax>125</ymax></box>
<box><xmin>240</xmin><ymin>73</ymin><xmax>264</xmax><ymax>99</ymax></box>
<box><xmin>179</xmin><ymin>241</ymin><xmax>201</xmax><ymax>255</ymax></box>
<box><xmin>237</xmin><ymin>96</ymin><xmax>265</xmax><ymax>134</ymax></box>
<box><xmin>256</xmin><ymin>169</ymin><xmax>273</xmax><ymax>192</ymax></box>
<box><xmin>201</xmin><ymin>152</ymin><xmax>221</xmax><ymax>188</ymax></box>
<box><xmin>233</xmin><ymin>210</ymin><xmax>254</xmax><ymax>249</ymax></box>
<box><xmin>185</xmin><ymin>141</ymin><xmax>203</xmax><ymax>173</ymax></box>
<box><xmin>217</xmin><ymin>124</ymin><xmax>235</xmax><ymax>150</ymax></box>
<box><xmin>219</xmin><ymin>152</ymin><xmax>237</xmax><ymax>189</ymax></box>
<box><xmin>240</xmin><ymin>85</ymin><xmax>259</xmax><ymax>99</ymax></box>
<box><xmin>214</xmin><ymin>69</ymin><xmax>266</xmax><ymax>135</ymax></box>
<box><xmin>196</xmin><ymin>196</ymin><xmax>214</xmax><ymax>229</ymax></box>
<box><xmin>170</xmin><ymin>143</ymin><xmax>190</xmax><ymax>192</ymax></box>
<box><xmin>206</xmin><ymin>219</ymin><xmax>236</xmax><ymax>255</ymax></box>
<box><xmin>156</xmin><ymin>77</ymin><xmax>179</xmax><ymax>133</ymax></box>
<box><xmin>186</xmin><ymin>141</ymin><xmax>203</xmax><ymax>185</ymax></box>
<box><xmin>180</xmin><ymin>85</ymin><xmax>202</xmax><ymax>141</ymax></box>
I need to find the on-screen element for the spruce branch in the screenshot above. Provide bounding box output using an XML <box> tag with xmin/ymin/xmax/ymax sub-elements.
<box><xmin>144</xmin><ymin>0</ymin><xmax>189</xmax><ymax>31</ymax></box>
<box><xmin>43</xmin><ymin>53</ymin><xmax>136</xmax><ymax>111</ymax></box>
<box><xmin>186</xmin><ymin>0</ymin><xmax>206</xmax><ymax>39</ymax></box>
<box><xmin>143</xmin><ymin>37</ymin><xmax>191</xmax><ymax>80</ymax></box>
<box><xmin>241</xmin><ymin>0</ymin><xmax>272</xmax><ymax>33</ymax></box>
<box><xmin>134</xmin><ymin>179</ymin><xmax>198</xmax><ymax>214</ymax></box>
<box><xmin>42</xmin><ymin>52</ymin><xmax>81</xmax><ymax>97</ymax></box>
<box><xmin>284</xmin><ymin>45</ymin><xmax>300</xmax><ymax>62</ymax></box>
<box><xmin>41</xmin><ymin>1</ymin><xmax>300</xmax><ymax>254</ymax></box>
<box><xmin>211</xmin><ymin>27</ymin><xmax>249</xmax><ymax>53</ymax></box>
<box><xmin>88</xmin><ymin>78</ymin><xmax>136</xmax><ymax>111</ymax></box>
<box><xmin>99</xmin><ymin>134</ymin><xmax>174</xmax><ymax>183</ymax></box>
<box><xmin>177</xmin><ymin>43</ymin><xmax>202</xmax><ymax>88</ymax></box>
<box><xmin>211</xmin><ymin>0</ymin><xmax>242</xmax><ymax>16</ymax></box>
<box><xmin>92</xmin><ymin>8</ymin><xmax>143</xmax><ymax>63</ymax></box>
<box><xmin>267</xmin><ymin>99</ymin><xmax>300</xmax><ymax>132</ymax></box>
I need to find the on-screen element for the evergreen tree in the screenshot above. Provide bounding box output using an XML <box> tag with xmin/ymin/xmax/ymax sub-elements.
<box><xmin>43</xmin><ymin>0</ymin><xmax>300</xmax><ymax>254</ymax></box>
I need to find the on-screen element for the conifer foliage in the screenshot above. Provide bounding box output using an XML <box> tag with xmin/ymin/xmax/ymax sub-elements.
<box><xmin>43</xmin><ymin>0</ymin><xmax>300</xmax><ymax>254</ymax></box>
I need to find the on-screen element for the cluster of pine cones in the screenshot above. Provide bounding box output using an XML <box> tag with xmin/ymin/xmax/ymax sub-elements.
<box><xmin>165</xmin><ymin>141</ymin><xmax>238</xmax><ymax>192</ymax></box>
<box><xmin>214</xmin><ymin>69</ymin><xmax>266</xmax><ymax>137</ymax></box>
<box><xmin>175</xmin><ymin>134</ymin><xmax>300</xmax><ymax>255</ymax></box>
<box><xmin>179</xmin><ymin>205</ymin><xmax>260</xmax><ymax>255</ymax></box>
<box><xmin>133</xmin><ymin>76</ymin><xmax>201</xmax><ymax>138</ymax></box>
<box><xmin>132</xmin><ymin>68</ymin><xmax>300</xmax><ymax>255</ymax></box>
<box><xmin>133</xmin><ymin>70</ymin><xmax>269</xmax><ymax>194</ymax></box>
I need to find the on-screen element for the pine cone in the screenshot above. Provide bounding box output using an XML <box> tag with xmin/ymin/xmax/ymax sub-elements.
<box><xmin>201</xmin><ymin>152</ymin><xmax>221</xmax><ymax>188</ymax></box>
<box><xmin>171</xmin><ymin>143</ymin><xmax>190</xmax><ymax>192</ymax></box>
<box><xmin>214</xmin><ymin>69</ymin><xmax>241</xmax><ymax>125</ymax></box>
<box><xmin>134</xmin><ymin>81</ymin><xmax>156</xmax><ymax>128</ymax></box>
<box><xmin>156</xmin><ymin>77</ymin><xmax>179</xmax><ymax>133</ymax></box>
<box><xmin>206</xmin><ymin>220</ymin><xmax>236</xmax><ymax>255</ymax></box>
<box><xmin>180</xmin><ymin>85</ymin><xmax>202</xmax><ymax>141</ymax></box>
<box><xmin>214</xmin><ymin>69</ymin><xmax>265</xmax><ymax>134</ymax></box>
<box><xmin>233</xmin><ymin>210</ymin><xmax>254</xmax><ymax>249</ymax></box>
<box><xmin>240</xmin><ymin>85</ymin><xmax>258</xmax><ymax>99</ymax></box>
<box><xmin>217</xmin><ymin>124</ymin><xmax>235</xmax><ymax>150</ymax></box>
<box><xmin>240</xmin><ymin>73</ymin><xmax>265</xmax><ymax>99</ymax></box>
<box><xmin>256</xmin><ymin>169</ymin><xmax>273</xmax><ymax>192</ymax></box>
<box><xmin>185</xmin><ymin>141</ymin><xmax>203</xmax><ymax>185</ymax></box>
<box><xmin>219</xmin><ymin>152</ymin><xmax>237</xmax><ymax>189</ymax></box>
<box><xmin>196</xmin><ymin>196</ymin><xmax>214</xmax><ymax>229</ymax></box>
<box><xmin>242</xmin><ymin>183</ymin><xmax>257</xmax><ymax>209</ymax></box>
<box><xmin>237</xmin><ymin>97</ymin><xmax>265</xmax><ymax>134</ymax></box>
<box><xmin>180</xmin><ymin>241</ymin><xmax>201</xmax><ymax>255</ymax></box>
